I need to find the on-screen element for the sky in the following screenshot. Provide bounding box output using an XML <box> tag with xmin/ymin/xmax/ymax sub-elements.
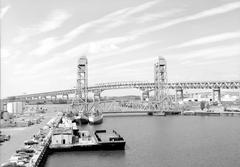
<box><xmin>1</xmin><ymin>0</ymin><xmax>240</xmax><ymax>98</ymax></box>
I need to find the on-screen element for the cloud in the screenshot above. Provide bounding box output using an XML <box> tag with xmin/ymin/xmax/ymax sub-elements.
<box><xmin>38</xmin><ymin>10</ymin><xmax>71</xmax><ymax>32</ymax></box>
<box><xmin>102</xmin><ymin>57</ymin><xmax>154</xmax><ymax>71</ymax></box>
<box><xmin>30</xmin><ymin>10</ymin><xmax>133</xmax><ymax>56</ymax></box>
<box><xmin>0</xmin><ymin>48</ymin><xmax>10</xmax><ymax>59</ymax></box>
<box><xmin>89</xmin><ymin>41</ymin><xmax>159</xmax><ymax>61</ymax></box>
<box><xmin>65</xmin><ymin>0</ymin><xmax>160</xmax><ymax>36</ymax></box>
<box><xmin>167</xmin><ymin>31</ymin><xmax>240</xmax><ymax>49</ymax></box>
<box><xmin>22</xmin><ymin>38</ymin><xmax>157</xmax><ymax>78</ymax></box>
<box><xmin>63</xmin><ymin>35</ymin><xmax>137</xmax><ymax>57</ymax></box>
<box><xmin>0</xmin><ymin>5</ymin><xmax>10</xmax><ymax>19</ymax></box>
<box><xmin>131</xmin><ymin>1</ymin><xmax>240</xmax><ymax>37</ymax></box>
<box><xmin>96</xmin><ymin>0</ymin><xmax>161</xmax><ymax>33</ymax></box>
<box><xmin>13</xmin><ymin>10</ymin><xmax>71</xmax><ymax>43</ymax></box>
<box><xmin>124</xmin><ymin>0</ymin><xmax>160</xmax><ymax>16</ymax></box>
<box><xmin>0</xmin><ymin>47</ymin><xmax>21</xmax><ymax>64</ymax></box>
<box><xmin>136</xmin><ymin>9</ymin><xmax>183</xmax><ymax>23</ymax></box>
<box><xmin>30</xmin><ymin>0</ymin><xmax>164</xmax><ymax>56</ymax></box>
<box><xmin>30</xmin><ymin>37</ymin><xmax>66</xmax><ymax>56</ymax></box>
<box><xmin>168</xmin><ymin>44</ymin><xmax>240</xmax><ymax>60</ymax></box>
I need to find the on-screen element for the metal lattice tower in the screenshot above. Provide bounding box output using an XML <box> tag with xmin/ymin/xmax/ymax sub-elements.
<box><xmin>154</xmin><ymin>56</ymin><xmax>171</xmax><ymax>112</ymax></box>
<box><xmin>72</xmin><ymin>56</ymin><xmax>88</xmax><ymax>114</ymax></box>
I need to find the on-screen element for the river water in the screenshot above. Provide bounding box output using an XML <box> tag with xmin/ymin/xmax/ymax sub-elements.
<box><xmin>45</xmin><ymin>116</ymin><xmax>240</xmax><ymax>167</ymax></box>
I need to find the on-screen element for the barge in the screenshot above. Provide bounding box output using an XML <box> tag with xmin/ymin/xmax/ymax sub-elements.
<box><xmin>95</xmin><ymin>130</ymin><xmax>125</xmax><ymax>150</ymax></box>
<box><xmin>49</xmin><ymin>128</ymin><xmax>125</xmax><ymax>151</ymax></box>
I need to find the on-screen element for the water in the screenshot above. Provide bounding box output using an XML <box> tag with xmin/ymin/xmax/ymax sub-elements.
<box><xmin>45</xmin><ymin>116</ymin><xmax>240</xmax><ymax>167</ymax></box>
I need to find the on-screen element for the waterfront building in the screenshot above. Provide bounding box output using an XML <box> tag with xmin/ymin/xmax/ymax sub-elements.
<box><xmin>52</xmin><ymin>128</ymin><xmax>73</xmax><ymax>145</ymax></box>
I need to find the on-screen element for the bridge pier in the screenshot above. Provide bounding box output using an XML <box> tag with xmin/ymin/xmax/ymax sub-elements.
<box><xmin>212</xmin><ymin>87</ymin><xmax>221</xmax><ymax>102</ymax></box>
<box><xmin>93</xmin><ymin>90</ymin><xmax>102</xmax><ymax>102</ymax></box>
<box><xmin>51</xmin><ymin>95</ymin><xmax>57</xmax><ymax>101</ymax></box>
<box><xmin>25</xmin><ymin>97</ymin><xmax>31</xmax><ymax>101</ymax></box>
<box><xmin>40</xmin><ymin>96</ymin><xmax>46</xmax><ymax>100</ymax></box>
<box><xmin>33</xmin><ymin>96</ymin><xmax>39</xmax><ymax>101</ymax></box>
<box><xmin>141</xmin><ymin>90</ymin><xmax>150</xmax><ymax>101</ymax></box>
<box><xmin>62</xmin><ymin>94</ymin><xmax>69</xmax><ymax>100</ymax></box>
<box><xmin>175</xmin><ymin>88</ymin><xmax>183</xmax><ymax>101</ymax></box>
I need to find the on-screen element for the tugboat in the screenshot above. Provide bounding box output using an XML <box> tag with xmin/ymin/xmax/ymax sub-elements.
<box><xmin>89</xmin><ymin>109</ymin><xmax>103</xmax><ymax>124</ymax></box>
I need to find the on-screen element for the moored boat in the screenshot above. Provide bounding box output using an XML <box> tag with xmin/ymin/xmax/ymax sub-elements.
<box><xmin>88</xmin><ymin>110</ymin><xmax>103</xmax><ymax>124</ymax></box>
<box><xmin>24</xmin><ymin>139</ymin><xmax>38</xmax><ymax>145</ymax></box>
<box><xmin>80</xmin><ymin>113</ymin><xmax>89</xmax><ymax>124</ymax></box>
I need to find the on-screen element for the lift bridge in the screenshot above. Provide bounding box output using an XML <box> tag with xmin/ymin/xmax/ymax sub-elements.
<box><xmin>3</xmin><ymin>56</ymin><xmax>240</xmax><ymax>114</ymax></box>
<box><xmin>71</xmin><ymin>56</ymin><xmax>179</xmax><ymax>115</ymax></box>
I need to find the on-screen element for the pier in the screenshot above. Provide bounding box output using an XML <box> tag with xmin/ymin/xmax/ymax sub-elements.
<box><xmin>1</xmin><ymin>115</ymin><xmax>62</xmax><ymax>167</ymax></box>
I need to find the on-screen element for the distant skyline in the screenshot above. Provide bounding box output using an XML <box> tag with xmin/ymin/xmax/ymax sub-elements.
<box><xmin>1</xmin><ymin>0</ymin><xmax>240</xmax><ymax>98</ymax></box>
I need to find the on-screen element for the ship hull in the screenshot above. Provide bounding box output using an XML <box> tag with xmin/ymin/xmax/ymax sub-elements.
<box><xmin>89</xmin><ymin>115</ymin><xmax>103</xmax><ymax>124</ymax></box>
<box><xmin>80</xmin><ymin>115</ymin><xmax>89</xmax><ymax>124</ymax></box>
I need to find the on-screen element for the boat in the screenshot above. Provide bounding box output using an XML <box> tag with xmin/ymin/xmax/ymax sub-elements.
<box><xmin>73</xmin><ymin>113</ymin><xmax>89</xmax><ymax>125</ymax></box>
<box><xmin>95</xmin><ymin>130</ymin><xmax>125</xmax><ymax>150</ymax></box>
<box><xmin>0</xmin><ymin>132</ymin><xmax>10</xmax><ymax>142</ymax></box>
<box><xmin>16</xmin><ymin>148</ymin><xmax>35</xmax><ymax>154</ymax></box>
<box><xmin>24</xmin><ymin>139</ymin><xmax>38</xmax><ymax>145</ymax></box>
<box><xmin>1</xmin><ymin>162</ymin><xmax>17</xmax><ymax>167</ymax></box>
<box><xmin>72</xmin><ymin>115</ymin><xmax>81</xmax><ymax>125</ymax></box>
<box><xmin>80</xmin><ymin>113</ymin><xmax>89</xmax><ymax>124</ymax></box>
<box><xmin>88</xmin><ymin>110</ymin><xmax>103</xmax><ymax>124</ymax></box>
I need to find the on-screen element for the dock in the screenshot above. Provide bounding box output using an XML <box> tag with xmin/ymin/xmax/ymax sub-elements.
<box><xmin>1</xmin><ymin>115</ymin><xmax>126</xmax><ymax>167</ymax></box>
<box><xmin>183</xmin><ymin>110</ymin><xmax>240</xmax><ymax>116</ymax></box>
<box><xmin>1</xmin><ymin>115</ymin><xmax>62</xmax><ymax>167</ymax></box>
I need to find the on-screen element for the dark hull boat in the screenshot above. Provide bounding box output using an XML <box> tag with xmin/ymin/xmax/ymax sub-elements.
<box><xmin>80</xmin><ymin>114</ymin><xmax>89</xmax><ymax>124</ymax></box>
<box><xmin>73</xmin><ymin>114</ymin><xmax>89</xmax><ymax>125</ymax></box>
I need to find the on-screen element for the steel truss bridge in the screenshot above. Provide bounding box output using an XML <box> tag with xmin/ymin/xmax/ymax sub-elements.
<box><xmin>5</xmin><ymin>80</ymin><xmax>240</xmax><ymax>100</ymax></box>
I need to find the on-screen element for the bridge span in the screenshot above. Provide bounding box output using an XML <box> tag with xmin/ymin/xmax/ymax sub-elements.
<box><xmin>4</xmin><ymin>80</ymin><xmax>240</xmax><ymax>102</ymax></box>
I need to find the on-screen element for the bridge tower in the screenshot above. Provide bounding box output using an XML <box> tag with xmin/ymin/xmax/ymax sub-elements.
<box><xmin>72</xmin><ymin>56</ymin><xmax>88</xmax><ymax>113</ymax></box>
<box><xmin>154</xmin><ymin>56</ymin><xmax>172</xmax><ymax>112</ymax></box>
<box><xmin>212</xmin><ymin>87</ymin><xmax>221</xmax><ymax>102</ymax></box>
<box><xmin>154</xmin><ymin>56</ymin><xmax>168</xmax><ymax>100</ymax></box>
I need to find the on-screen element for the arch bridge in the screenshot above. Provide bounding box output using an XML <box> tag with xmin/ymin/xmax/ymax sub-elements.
<box><xmin>4</xmin><ymin>80</ymin><xmax>240</xmax><ymax>103</ymax></box>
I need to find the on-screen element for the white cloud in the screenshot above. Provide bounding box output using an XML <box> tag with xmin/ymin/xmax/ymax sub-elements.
<box><xmin>30</xmin><ymin>0</ymin><xmax>165</xmax><ymax>56</ymax></box>
<box><xmin>124</xmin><ymin>0</ymin><xmax>160</xmax><ymax>16</ymax></box>
<box><xmin>96</xmin><ymin>0</ymin><xmax>161</xmax><ymax>33</ymax></box>
<box><xmin>0</xmin><ymin>48</ymin><xmax>10</xmax><ymax>59</ymax></box>
<box><xmin>136</xmin><ymin>9</ymin><xmax>183</xmax><ymax>23</ymax></box>
<box><xmin>0</xmin><ymin>47</ymin><xmax>22</xmax><ymax>64</ymax></box>
<box><xmin>167</xmin><ymin>31</ymin><xmax>240</xmax><ymax>49</ymax></box>
<box><xmin>13</xmin><ymin>10</ymin><xmax>71</xmax><ymax>43</ymax></box>
<box><xmin>64</xmin><ymin>35</ymin><xmax>137</xmax><ymax>57</ymax></box>
<box><xmin>0</xmin><ymin>5</ymin><xmax>10</xmax><ymax>19</ymax></box>
<box><xmin>39</xmin><ymin>10</ymin><xmax>71</xmax><ymax>32</ymax></box>
<box><xmin>21</xmin><ymin>39</ymin><xmax>157</xmax><ymax>78</ymax></box>
<box><xmin>103</xmin><ymin>57</ymin><xmax>154</xmax><ymax>71</ymax></box>
<box><xmin>168</xmin><ymin>44</ymin><xmax>240</xmax><ymax>60</ymax></box>
<box><xmin>30</xmin><ymin>37</ymin><xmax>66</xmax><ymax>56</ymax></box>
<box><xmin>89</xmin><ymin>41</ymin><xmax>159</xmax><ymax>61</ymax></box>
<box><xmin>65</xmin><ymin>0</ymin><xmax>160</xmax><ymax>35</ymax></box>
<box><xmin>131</xmin><ymin>1</ymin><xmax>240</xmax><ymax>37</ymax></box>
